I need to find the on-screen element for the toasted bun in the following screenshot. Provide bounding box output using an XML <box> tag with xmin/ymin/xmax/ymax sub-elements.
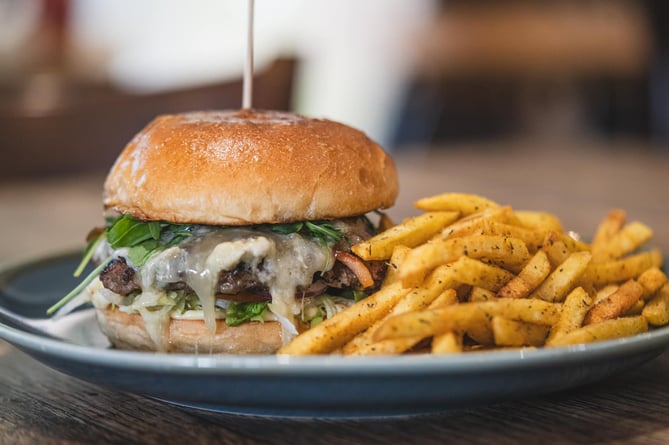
<box><xmin>96</xmin><ymin>307</ymin><xmax>283</xmax><ymax>354</ymax></box>
<box><xmin>103</xmin><ymin>109</ymin><xmax>399</xmax><ymax>225</ymax></box>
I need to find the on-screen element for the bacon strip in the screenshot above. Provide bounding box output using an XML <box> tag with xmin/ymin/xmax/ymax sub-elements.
<box><xmin>334</xmin><ymin>250</ymin><xmax>374</xmax><ymax>288</ymax></box>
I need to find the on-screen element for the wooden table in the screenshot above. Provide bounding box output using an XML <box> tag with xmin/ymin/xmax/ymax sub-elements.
<box><xmin>1</xmin><ymin>139</ymin><xmax>668</xmax><ymax>444</ymax></box>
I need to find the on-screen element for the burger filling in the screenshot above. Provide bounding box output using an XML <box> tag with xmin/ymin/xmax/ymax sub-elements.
<box><xmin>50</xmin><ymin>215</ymin><xmax>386</xmax><ymax>349</ymax></box>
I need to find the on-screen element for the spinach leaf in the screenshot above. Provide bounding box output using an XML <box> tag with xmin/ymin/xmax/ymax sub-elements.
<box><xmin>105</xmin><ymin>215</ymin><xmax>195</xmax><ymax>266</ymax></box>
<box><xmin>106</xmin><ymin>214</ymin><xmax>160</xmax><ymax>249</ymax></box>
<box><xmin>268</xmin><ymin>221</ymin><xmax>343</xmax><ymax>244</ymax></box>
<box><xmin>269</xmin><ymin>222</ymin><xmax>304</xmax><ymax>235</ymax></box>
<box><xmin>49</xmin><ymin>216</ymin><xmax>197</xmax><ymax>317</ymax></box>
<box><xmin>335</xmin><ymin>289</ymin><xmax>368</xmax><ymax>302</ymax></box>
<box><xmin>47</xmin><ymin>257</ymin><xmax>113</xmax><ymax>315</ymax></box>
<box><xmin>305</xmin><ymin>221</ymin><xmax>342</xmax><ymax>243</ymax></box>
<box><xmin>225</xmin><ymin>301</ymin><xmax>269</xmax><ymax>326</ymax></box>
<box><xmin>127</xmin><ymin>239</ymin><xmax>160</xmax><ymax>266</ymax></box>
<box><xmin>73</xmin><ymin>231</ymin><xmax>105</xmax><ymax>278</ymax></box>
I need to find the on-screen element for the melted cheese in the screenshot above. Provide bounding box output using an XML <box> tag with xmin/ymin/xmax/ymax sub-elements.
<box><xmin>110</xmin><ymin>227</ymin><xmax>333</xmax><ymax>345</ymax></box>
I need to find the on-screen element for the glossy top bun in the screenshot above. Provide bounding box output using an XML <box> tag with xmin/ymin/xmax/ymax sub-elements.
<box><xmin>103</xmin><ymin>109</ymin><xmax>398</xmax><ymax>225</ymax></box>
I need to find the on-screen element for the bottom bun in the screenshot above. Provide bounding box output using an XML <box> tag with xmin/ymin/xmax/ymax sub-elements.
<box><xmin>96</xmin><ymin>307</ymin><xmax>283</xmax><ymax>354</ymax></box>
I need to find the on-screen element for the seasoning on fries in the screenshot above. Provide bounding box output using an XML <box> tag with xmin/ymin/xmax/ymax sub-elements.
<box><xmin>278</xmin><ymin>193</ymin><xmax>667</xmax><ymax>356</ymax></box>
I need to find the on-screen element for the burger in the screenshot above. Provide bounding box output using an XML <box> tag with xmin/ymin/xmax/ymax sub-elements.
<box><xmin>49</xmin><ymin>109</ymin><xmax>398</xmax><ymax>354</ymax></box>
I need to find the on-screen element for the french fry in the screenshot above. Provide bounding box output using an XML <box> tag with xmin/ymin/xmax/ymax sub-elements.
<box><xmin>414</xmin><ymin>192</ymin><xmax>499</xmax><ymax>215</ymax></box>
<box><xmin>555</xmin><ymin>232</ymin><xmax>591</xmax><ymax>255</ymax></box>
<box><xmin>278</xmin><ymin>282</ymin><xmax>409</xmax><ymax>355</ymax></box>
<box><xmin>399</xmin><ymin>235</ymin><xmax>530</xmax><ymax>287</ymax></box>
<box><xmin>591</xmin><ymin>221</ymin><xmax>653</xmax><ymax>263</ymax></box>
<box><xmin>546</xmin><ymin>287</ymin><xmax>592</xmax><ymax>345</ymax></box>
<box><xmin>497</xmin><ymin>250</ymin><xmax>551</xmax><ymax>299</ymax></box>
<box><xmin>642</xmin><ymin>284</ymin><xmax>669</xmax><ymax>326</ymax></box>
<box><xmin>591</xmin><ymin>209</ymin><xmax>627</xmax><ymax>255</ymax></box>
<box><xmin>584</xmin><ymin>279</ymin><xmax>644</xmax><ymax>325</ymax></box>
<box><xmin>624</xmin><ymin>299</ymin><xmax>645</xmax><ymax>316</ymax></box>
<box><xmin>469</xmin><ymin>286</ymin><xmax>497</xmax><ymax>302</ymax></box>
<box><xmin>445</xmin><ymin>256</ymin><xmax>515</xmax><ymax>292</ymax></box>
<box><xmin>637</xmin><ymin>267</ymin><xmax>667</xmax><ymax>300</ymax></box>
<box><xmin>438</xmin><ymin>206</ymin><xmax>519</xmax><ymax>239</ymax></box>
<box><xmin>541</xmin><ymin>232</ymin><xmax>572</xmax><ymax>267</ymax></box>
<box><xmin>593</xmin><ymin>284</ymin><xmax>619</xmax><ymax>304</ymax></box>
<box><xmin>393</xmin><ymin>273</ymin><xmax>458</xmax><ymax>315</ymax></box>
<box><xmin>283</xmin><ymin>194</ymin><xmax>664</xmax><ymax>356</ymax></box>
<box><xmin>350</xmin><ymin>337</ymin><xmax>423</xmax><ymax>355</ymax></box>
<box><xmin>548</xmin><ymin>316</ymin><xmax>648</xmax><ymax>347</ymax></box>
<box><xmin>394</xmin><ymin>272</ymin><xmax>452</xmax><ymax>310</ymax></box>
<box><xmin>514</xmin><ymin>210</ymin><xmax>564</xmax><ymax>233</ymax></box>
<box><xmin>352</xmin><ymin>211</ymin><xmax>460</xmax><ymax>261</ymax></box>
<box><xmin>374</xmin><ymin>299</ymin><xmax>561</xmax><ymax>341</ymax></box>
<box><xmin>464</xmin><ymin>220</ymin><xmax>546</xmax><ymax>253</ymax></box>
<box><xmin>346</xmin><ymin>288</ymin><xmax>459</xmax><ymax>356</ymax></box>
<box><xmin>465</xmin><ymin>316</ymin><xmax>495</xmax><ymax>346</ymax></box>
<box><xmin>579</xmin><ymin>281</ymin><xmax>598</xmax><ymax>300</ymax></box>
<box><xmin>382</xmin><ymin>245</ymin><xmax>411</xmax><ymax>286</ymax></box>
<box><xmin>341</xmin><ymin>273</ymin><xmax>457</xmax><ymax>355</ymax></box>
<box><xmin>429</xmin><ymin>288</ymin><xmax>461</xmax><ymax>308</ymax></box>
<box><xmin>431</xmin><ymin>331</ymin><xmax>463</xmax><ymax>354</ymax></box>
<box><xmin>491</xmin><ymin>316</ymin><xmax>549</xmax><ymax>347</ymax></box>
<box><xmin>530</xmin><ymin>251</ymin><xmax>592</xmax><ymax>302</ymax></box>
<box><xmin>583</xmin><ymin>249</ymin><xmax>663</xmax><ymax>287</ymax></box>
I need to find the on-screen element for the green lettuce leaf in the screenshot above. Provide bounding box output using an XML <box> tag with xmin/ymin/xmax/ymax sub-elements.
<box><xmin>225</xmin><ymin>301</ymin><xmax>269</xmax><ymax>327</ymax></box>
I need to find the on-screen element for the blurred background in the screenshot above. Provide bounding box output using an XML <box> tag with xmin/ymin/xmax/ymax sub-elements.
<box><xmin>1</xmin><ymin>0</ymin><xmax>668</xmax><ymax>263</ymax></box>
<box><xmin>2</xmin><ymin>0</ymin><xmax>668</xmax><ymax>179</ymax></box>
<box><xmin>0</xmin><ymin>0</ymin><xmax>434</xmax><ymax>178</ymax></box>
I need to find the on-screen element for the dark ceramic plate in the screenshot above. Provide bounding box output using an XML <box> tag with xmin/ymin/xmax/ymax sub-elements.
<box><xmin>0</xmin><ymin>252</ymin><xmax>668</xmax><ymax>418</ymax></box>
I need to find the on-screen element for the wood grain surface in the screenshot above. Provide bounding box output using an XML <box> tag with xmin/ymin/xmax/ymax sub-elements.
<box><xmin>3</xmin><ymin>343</ymin><xmax>669</xmax><ymax>445</ymax></box>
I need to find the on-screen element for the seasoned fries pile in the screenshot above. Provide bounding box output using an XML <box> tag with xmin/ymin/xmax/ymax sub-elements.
<box><xmin>278</xmin><ymin>193</ymin><xmax>667</xmax><ymax>355</ymax></box>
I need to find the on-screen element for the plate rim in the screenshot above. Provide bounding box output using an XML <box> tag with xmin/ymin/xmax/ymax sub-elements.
<box><xmin>1</xmin><ymin>250</ymin><xmax>668</xmax><ymax>378</ymax></box>
<box><xmin>2</xmin><ymin>312</ymin><xmax>669</xmax><ymax>377</ymax></box>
